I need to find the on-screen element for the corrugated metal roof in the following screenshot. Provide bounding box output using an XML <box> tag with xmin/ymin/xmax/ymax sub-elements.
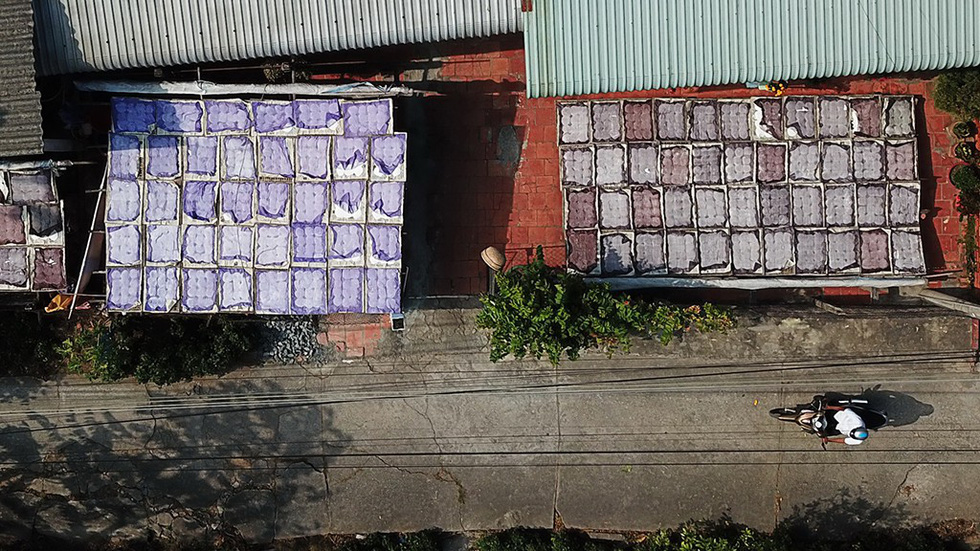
<box><xmin>0</xmin><ymin>0</ymin><xmax>43</xmax><ymax>157</ymax></box>
<box><xmin>524</xmin><ymin>0</ymin><xmax>980</xmax><ymax>98</ymax></box>
<box><xmin>33</xmin><ymin>0</ymin><xmax>524</xmax><ymax>75</ymax></box>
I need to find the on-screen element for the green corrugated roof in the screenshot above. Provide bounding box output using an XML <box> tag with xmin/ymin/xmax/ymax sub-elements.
<box><xmin>524</xmin><ymin>0</ymin><xmax>980</xmax><ymax>98</ymax></box>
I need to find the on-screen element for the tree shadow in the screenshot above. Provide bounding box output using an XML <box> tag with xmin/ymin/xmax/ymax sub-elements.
<box><xmin>825</xmin><ymin>386</ymin><xmax>934</xmax><ymax>428</ymax></box>
<box><xmin>777</xmin><ymin>487</ymin><xmax>910</xmax><ymax>542</ymax></box>
<box><xmin>0</xmin><ymin>382</ymin><xmax>350</xmax><ymax>548</ymax></box>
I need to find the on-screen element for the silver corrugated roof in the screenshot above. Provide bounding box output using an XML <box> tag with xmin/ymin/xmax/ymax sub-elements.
<box><xmin>33</xmin><ymin>0</ymin><xmax>524</xmax><ymax>75</ymax></box>
<box><xmin>524</xmin><ymin>0</ymin><xmax>980</xmax><ymax>98</ymax></box>
<box><xmin>0</xmin><ymin>0</ymin><xmax>43</xmax><ymax>157</ymax></box>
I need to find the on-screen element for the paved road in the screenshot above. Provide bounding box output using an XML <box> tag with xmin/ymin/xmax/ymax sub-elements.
<box><xmin>0</xmin><ymin>307</ymin><xmax>977</xmax><ymax>543</ymax></box>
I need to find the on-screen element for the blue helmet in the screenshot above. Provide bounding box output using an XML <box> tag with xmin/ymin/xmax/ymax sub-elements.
<box><xmin>850</xmin><ymin>428</ymin><xmax>869</xmax><ymax>440</ymax></box>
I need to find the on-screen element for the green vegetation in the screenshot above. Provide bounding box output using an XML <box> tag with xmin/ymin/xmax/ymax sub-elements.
<box><xmin>60</xmin><ymin>315</ymin><xmax>258</xmax><ymax>385</ymax></box>
<box><xmin>934</xmin><ymin>68</ymin><xmax>980</xmax><ymax>120</ymax></box>
<box><xmin>952</xmin><ymin>165</ymin><xmax>980</xmax><ymax>216</ymax></box>
<box><xmin>952</xmin><ymin>121</ymin><xmax>976</xmax><ymax>138</ymax></box>
<box><xmin>477</xmin><ymin>246</ymin><xmax>735</xmax><ymax>365</ymax></box>
<box><xmin>0</xmin><ymin>312</ymin><xmax>61</xmax><ymax>378</ymax></box>
<box><xmin>962</xmin><ymin>216</ymin><xmax>978</xmax><ymax>287</ymax></box>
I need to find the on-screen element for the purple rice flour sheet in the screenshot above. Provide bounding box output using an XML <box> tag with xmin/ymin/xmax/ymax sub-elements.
<box><xmin>368</xmin><ymin>181</ymin><xmax>404</xmax><ymax>224</ymax></box>
<box><xmin>818</xmin><ymin>98</ymin><xmax>850</xmax><ymax>138</ymax></box>
<box><xmin>32</xmin><ymin>248</ymin><xmax>66</xmax><ymax>291</ymax></box>
<box><xmin>183</xmin><ymin>181</ymin><xmax>217</xmax><ymax>222</ymax></box>
<box><xmin>698</xmin><ymin>230</ymin><xmax>731</xmax><ymax>273</ymax></box>
<box><xmin>660</xmin><ymin>146</ymin><xmax>690</xmax><ymax>186</ymax></box>
<box><xmin>296</xmin><ymin>136</ymin><xmax>331</xmax><ymax>179</ymax></box>
<box><xmin>328</xmin><ymin>223</ymin><xmax>364</xmax><ymax>266</ymax></box>
<box><xmin>182</xmin><ymin>225</ymin><xmax>216</xmax><ymax>265</ymax></box>
<box><xmin>591</xmin><ymin>102</ymin><xmax>622</xmax><ymax>142</ymax></box>
<box><xmin>634</xmin><ymin>232</ymin><xmax>666</xmax><ymax>275</ymax></box>
<box><xmin>561</xmin><ymin>147</ymin><xmax>593</xmax><ymax>187</ymax></box>
<box><xmin>259</xmin><ymin>136</ymin><xmax>295</xmax><ymax>178</ymax></box>
<box><xmin>8</xmin><ymin>172</ymin><xmax>55</xmax><ymax>204</ymax></box>
<box><xmin>763</xmin><ymin>229</ymin><xmax>794</xmax><ymax>274</ymax></box>
<box><xmin>255</xmin><ymin>225</ymin><xmax>290</xmax><ymax>267</ymax></box>
<box><xmin>883</xmin><ymin>97</ymin><xmax>914</xmax><ymax>138</ymax></box>
<box><xmin>566</xmin><ymin>230</ymin><xmax>598</xmax><ymax>274</ymax></box>
<box><xmin>850</xmin><ymin>97</ymin><xmax>882</xmax><ymax>137</ymax></box>
<box><xmin>558</xmin><ymin>103</ymin><xmax>590</xmax><ymax>144</ymax></box>
<box><xmin>795</xmin><ymin>230</ymin><xmax>828</xmax><ymax>274</ymax></box>
<box><xmin>689</xmin><ymin>101</ymin><xmax>719</xmax><ymax>141</ymax></box>
<box><xmin>723</xmin><ymin>142</ymin><xmax>753</xmax><ymax>184</ymax></box>
<box><xmin>367</xmin><ymin>225</ymin><xmax>402</xmax><ymax>266</ymax></box>
<box><xmin>27</xmin><ymin>205</ymin><xmax>62</xmax><ymax>242</ymax></box>
<box><xmin>885</xmin><ymin>141</ymin><xmax>916</xmax><ymax>181</ymax></box>
<box><xmin>294</xmin><ymin>99</ymin><xmax>343</xmax><ymax>134</ymax></box>
<box><xmin>186</xmin><ymin>136</ymin><xmax>218</xmax><ymax>178</ymax></box>
<box><xmin>820</xmin><ymin>142</ymin><xmax>852</xmax><ymax>183</ymax></box>
<box><xmin>332</xmin><ymin>181</ymin><xmax>367</xmax><ymax>222</ymax></box>
<box><xmin>628</xmin><ymin>143</ymin><xmax>658</xmax><ymax>185</ymax></box>
<box><xmin>145</xmin><ymin>180</ymin><xmax>179</xmax><ymax>222</ymax></box>
<box><xmin>155</xmin><ymin>100</ymin><xmax>203</xmax><ymax>134</ymax></box>
<box><xmin>205</xmin><ymin>100</ymin><xmax>252</xmax><ymax>133</ymax></box>
<box><xmin>146</xmin><ymin>225</ymin><xmax>179</xmax><ymax>264</ymax></box>
<box><xmin>147</xmin><ymin>136</ymin><xmax>180</xmax><ymax>179</ymax></box>
<box><xmin>219</xmin><ymin>181</ymin><xmax>254</xmax><ymax>224</ymax></box>
<box><xmin>600</xmin><ymin>233</ymin><xmax>633</xmax><ymax>275</ymax></box>
<box><xmin>784</xmin><ymin>97</ymin><xmax>816</xmax><ymax>139</ymax></box>
<box><xmin>695</xmin><ymin>187</ymin><xmax>727</xmax><ymax>228</ymax></box>
<box><xmin>860</xmin><ymin>229</ymin><xmax>891</xmax><ymax>272</ymax></box>
<box><xmin>366</xmin><ymin>268</ymin><xmax>401</xmax><ymax>314</ymax></box>
<box><xmin>760</xmin><ymin>185</ymin><xmax>791</xmax><ymax>226</ymax></box>
<box><xmin>655</xmin><ymin>100</ymin><xmax>686</xmax><ymax>141</ymax></box>
<box><xmin>720</xmin><ymin>101</ymin><xmax>751</xmax><ymax>141</ymax></box>
<box><xmin>751</xmin><ymin>98</ymin><xmax>782</xmax><ymax>140</ymax></box>
<box><xmin>788</xmin><ymin>142</ymin><xmax>819</xmax><ymax>181</ymax></box>
<box><xmin>0</xmin><ymin>248</ymin><xmax>28</xmax><ymax>288</ymax></box>
<box><xmin>256</xmin><ymin>270</ymin><xmax>290</xmax><ymax>314</ymax></box>
<box><xmin>143</xmin><ymin>267</ymin><xmax>179</xmax><ymax>312</ymax></box>
<box><xmin>663</xmin><ymin>187</ymin><xmax>693</xmax><ymax>228</ymax></box>
<box><xmin>219</xmin><ymin>226</ymin><xmax>253</xmax><ymax>264</ymax></box>
<box><xmin>181</xmin><ymin>269</ymin><xmax>218</xmax><ymax>312</ymax></box>
<box><xmin>731</xmin><ymin>230</ymin><xmax>763</xmax><ymax>274</ymax></box>
<box><xmin>595</xmin><ymin>145</ymin><xmax>626</xmax><ymax>186</ymax></box>
<box><xmin>257</xmin><ymin>181</ymin><xmax>289</xmax><ymax>221</ymax></box>
<box><xmin>252</xmin><ymin>101</ymin><xmax>295</xmax><ymax>134</ymax></box>
<box><xmin>370</xmin><ymin>134</ymin><xmax>408</xmax><ymax>181</ymax></box>
<box><xmin>106</xmin><ymin>267</ymin><xmax>142</xmax><ymax>310</ymax></box>
<box><xmin>112</xmin><ymin>97</ymin><xmax>155</xmax><ymax>133</ymax></box>
<box><xmin>888</xmin><ymin>184</ymin><xmax>920</xmax><ymax>226</ymax></box>
<box><xmin>566</xmin><ymin>188</ymin><xmax>597</xmax><ymax>229</ymax></box>
<box><xmin>856</xmin><ymin>184</ymin><xmax>887</xmax><ymax>226</ymax></box>
<box><xmin>292</xmin><ymin>223</ymin><xmax>328</xmax><ymax>263</ymax></box>
<box><xmin>222</xmin><ymin>136</ymin><xmax>257</xmax><ymax>180</ymax></box>
<box><xmin>291</xmin><ymin>268</ymin><xmax>328</xmax><ymax>314</ymax></box>
<box><xmin>107</xmin><ymin>179</ymin><xmax>141</xmax><ymax>223</ymax></box>
<box><xmin>631</xmin><ymin>187</ymin><xmax>662</xmax><ymax>229</ymax></box>
<box><xmin>0</xmin><ymin>205</ymin><xmax>25</xmax><ymax>245</ymax></box>
<box><xmin>666</xmin><ymin>231</ymin><xmax>698</xmax><ymax>274</ymax></box>
<box><xmin>294</xmin><ymin>181</ymin><xmax>329</xmax><ymax>224</ymax></box>
<box><xmin>891</xmin><ymin>230</ymin><xmax>925</xmax><ymax>273</ymax></box>
<box><xmin>598</xmin><ymin>190</ymin><xmax>631</xmax><ymax>230</ymax></box>
<box><xmin>623</xmin><ymin>101</ymin><xmax>653</xmax><ymax>141</ymax></box>
<box><xmin>341</xmin><ymin>99</ymin><xmax>392</xmax><ymax>137</ymax></box>
<box><xmin>691</xmin><ymin>145</ymin><xmax>722</xmax><ymax>184</ymax></box>
<box><xmin>328</xmin><ymin>267</ymin><xmax>364</xmax><ymax>313</ymax></box>
<box><xmin>852</xmin><ymin>140</ymin><xmax>885</xmax><ymax>182</ymax></box>
<box><xmin>791</xmin><ymin>185</ymin><xmax>824</xmax><ymax>228</ymax></box>
<box><xmin>333</xmin><ymin>136</ymin><xmax>369</xmax><ymax>180</ymax></box>
<box><xmin>219</xmin><ymin>268</ymin><xmax>253</xmax><ymax>311</ymax></box>
<box><xmin>827</xmin><ymin>230</ymin><xmax>860</xmax><ymax>273</ymax></box>
<box><xmin>106</xmin><ymin>225</ymin><xmax>142</xmax><ymax>266</ymax></box>
<box><xmin>727</xmin><ymin>186</ymin><xmax>759</xmax><ymax>228</ymax></box>
<box><xmin>825</xmin><ymin>184</ymin><xmax>856</xmax><ymax>227</ymax></box>
<box><xmin>756</xmin><ymin>143</ymin><xmax>786</xmax><ymax>183</ymax></box>
<box><xmin>109</xmin><ymin>134</ymin><xmax>140</xmax><ymax>179</ymax></box>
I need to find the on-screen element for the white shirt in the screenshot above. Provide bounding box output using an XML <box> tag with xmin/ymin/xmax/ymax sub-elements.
<box><xmin>834</xmin><ymin>408</ymin><xmax>867</xmax><ymax>445</ymax></box>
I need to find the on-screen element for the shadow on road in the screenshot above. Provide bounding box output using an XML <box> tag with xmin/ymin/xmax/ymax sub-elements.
<box><xmin>826</xmin><ymin>386</ymin><xmax>935</xmax><ymax>428</ymax></box>
<box><xmin>778</xmin><ymin>487</ymin><xmax>909</xmax><ymax>542</ymax></box>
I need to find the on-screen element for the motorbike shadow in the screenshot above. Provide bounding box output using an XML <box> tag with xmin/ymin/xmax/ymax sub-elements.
<box><xmin>825</xmin><ymin>385</ymin><xmax>934</xmax><ymax>428</ymax></box>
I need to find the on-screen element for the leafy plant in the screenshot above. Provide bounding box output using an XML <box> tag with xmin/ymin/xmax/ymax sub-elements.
<box><xmin>951</xmin><ymin>165</ymin><xmax>980</xmax><ymax>216</ymax></box>
<box><xmin>962</xmin><ymin>215</ymin><xmax>978</xmax><ymax>287</ymax></box>
<box><xmin>61</xmin><ymin>315</ymin><xmax>258</xmax><ymax>385</ymax></box>
<box><xmin>0</xmin><ymin>312</ymin><xmax>62</xmax><ymax>378</ymax></box>
<box><xmin>952</xmin><ymin>121</ymin><xmax>976</xmax><ymax>138</ymax></box>
<box><xmin>477</xmin><ymin>247</ymin><xmax>735</xmax><ymax>365</ymax></box>
<box><xmin>954</xmin><ymin>141</ymin><xmax>979</xmax><ymax>163</ymax></box>
<box><xmin>934</xmin><ymin>69</ymin><xmax>980</xmax><ymax>120</ymax></box>
<box><xmin>340</xmin><ymin>531</ymin><xmax>441</xmax><ymax>551</ymax></box>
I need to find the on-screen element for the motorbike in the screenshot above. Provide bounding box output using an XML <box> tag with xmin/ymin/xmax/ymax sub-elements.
<box><xmin>769</xmin><ymin>395</ymin><xmax>889</xmax><ymax>448</ymax></box>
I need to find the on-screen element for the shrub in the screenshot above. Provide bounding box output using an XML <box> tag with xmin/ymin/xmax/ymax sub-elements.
<box><xmin>951</xmin><ymin>165</ymin><xmax>980</xmax><ymax>216</ymax></box>
<box><xmin>340</xmin><ymin>532</ymin><xmax>441</xmax><ymax>551</ymax></box>
<box><xmin>952</xmin><ymin>121</ymin><xmax>976</xmax><ymax>138</ymax></box>
<box><xmin>954</xmin><ymin>141</ymin><xmax>979</xmax><ymax>163</ymax></box>
<box><xmin>61</xmin><ymin>315</ymin><xmax>258</xmax><ymax>385</ymax></box>
<box><xmin>476</xmin><ymin>247</ymin><xmax>735</xmax><ymax>365</ymax></box>
<box><xmin>0</xmin><ymin>312</ymin><xmax>61</xmax><ymax>378</ymax></box>
<box><xmin>934</xmin><ymin>69</ymin><xmax>980</xmax><ymax>120</ymax></box>
<box><xmin>962</xmin><ymin>215</ymin><xmax>978</xmax><ymax>287</ymax></box>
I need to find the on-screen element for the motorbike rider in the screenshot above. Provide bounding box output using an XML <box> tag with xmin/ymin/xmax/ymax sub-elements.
<box><xmin>820</xmin><ymin>404</ymin><xmax>869</xmax><ymax>445</ymax></box>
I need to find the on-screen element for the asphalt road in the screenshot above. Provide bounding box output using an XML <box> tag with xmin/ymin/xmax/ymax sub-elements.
<box><xmin>0</xmin><ymin>307</ymin><xmax>977</xmax><ymax>543</ymax></box>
